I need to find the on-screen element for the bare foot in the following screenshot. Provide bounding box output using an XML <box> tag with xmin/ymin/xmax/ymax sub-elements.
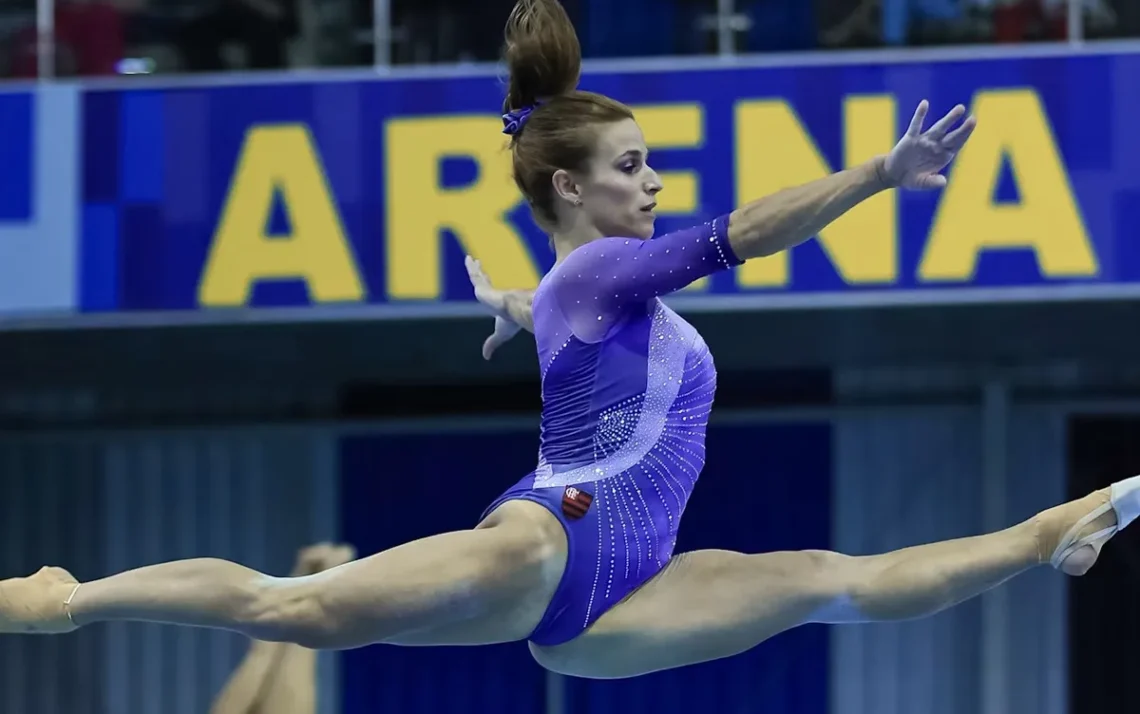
<box><xmin>0</xmin><ymin>566</ymin><xmax>80</xmax><ymax>634</ymax></box>
<box><xmin>1035</xmin><ymin>488</ymin><xmax>1117</xmax><ymax>576</ymax></box>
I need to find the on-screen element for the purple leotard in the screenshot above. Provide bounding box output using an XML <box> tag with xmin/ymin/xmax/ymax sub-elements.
<box><xmin>482</xmin><ymin>215</ymin><xmax>742</xmax><ymax>646</ymax></box>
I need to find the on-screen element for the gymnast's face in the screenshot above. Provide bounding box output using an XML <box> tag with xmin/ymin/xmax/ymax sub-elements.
<box><xmin>574</xmin><ymin>119</ymin><xmax>663</xmax><ymax>240</ymax></box>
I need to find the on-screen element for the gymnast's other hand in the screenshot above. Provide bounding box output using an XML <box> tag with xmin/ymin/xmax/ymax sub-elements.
<box><xmin>881</xmin><ymin>100</ymin><xmax>977</xmax><ymax>191</ymax></box>
<box><xmin>465</xmin><ymin>255</ymin><xmax>525</xmax><ymax>361</ymax></box>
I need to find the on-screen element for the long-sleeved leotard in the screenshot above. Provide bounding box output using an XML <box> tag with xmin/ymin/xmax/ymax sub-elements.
<box><xmin>482</xmin><ymin>214</ymin><xmax>742</xmax><ymax>645</ymax></box>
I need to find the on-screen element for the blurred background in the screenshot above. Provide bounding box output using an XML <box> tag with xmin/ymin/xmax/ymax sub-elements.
<box><xmin>1</xmin><ymin>0</ymin><xmax>1140</xmax><ymax>713</ymax></box>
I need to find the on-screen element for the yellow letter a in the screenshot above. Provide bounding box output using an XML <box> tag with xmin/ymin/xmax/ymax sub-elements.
<box><xmin>919</xmin><ymin>89</ymin><xmax>1097</xmax><ymax>282</ymax></box>
<box><xmin>199</xmin><ymin>125</ymin><xmax>365</xmax><ymax>307</ymax></box>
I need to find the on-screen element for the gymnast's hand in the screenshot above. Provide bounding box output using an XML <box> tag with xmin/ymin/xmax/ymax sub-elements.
<box><xmin>882</xmin><ymin>100</ymin><xmax>977</xmax><ymax>190</ymax></box>
<box><xmin>465</xmin><ymin>255</ymin><xmax>527</xmax><ymax>361</ymax></box>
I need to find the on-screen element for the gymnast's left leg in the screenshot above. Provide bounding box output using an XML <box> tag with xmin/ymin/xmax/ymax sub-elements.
<box><xmin>533</xmin><ymin>474</ymin><xmax>1140</xmax><ymax>679</ymax></box>
<box><xmin>0</xmin><ymin>501</ymin><xmax>567</xmax><ymax>649</ymax></box>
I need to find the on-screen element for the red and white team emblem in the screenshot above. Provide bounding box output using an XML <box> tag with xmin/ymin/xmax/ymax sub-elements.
<box><xmin>561</xmin><ymin>486</ymin><xmax>594</xmax><ymax>520</ymax></box>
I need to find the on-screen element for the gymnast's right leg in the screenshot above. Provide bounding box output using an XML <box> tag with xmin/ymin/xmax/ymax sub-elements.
<box><xmin>534</xmin><ymin>474</ymin><xmax>1140</xmax><ymax>679</ymax></box>
<box><xmin>0</xmin><ymin>501</ymin><xmax>567</xmax><ymax>650</ymax></box>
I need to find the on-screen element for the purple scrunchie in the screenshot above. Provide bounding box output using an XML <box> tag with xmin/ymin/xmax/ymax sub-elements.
<box><xmin>502</xmin><ymin>104</ymin><xmax>539</xmax><ymax>136</ymax></box>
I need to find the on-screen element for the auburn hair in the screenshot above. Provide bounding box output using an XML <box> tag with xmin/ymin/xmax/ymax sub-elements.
<box><xmin>502</xmin><ymin>0</ymin><xmax>633</xmax><ymax>227</ymax></box>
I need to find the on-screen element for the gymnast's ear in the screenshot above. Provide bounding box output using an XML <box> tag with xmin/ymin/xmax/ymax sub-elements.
<box><xmin>551</xmin><ymin>168</ymin><xmax>582</xmax><ymax>207</ymax></box>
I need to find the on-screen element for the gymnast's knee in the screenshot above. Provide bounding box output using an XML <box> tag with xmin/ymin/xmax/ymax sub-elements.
<box><xmin>240</xmin><ymin>576</ymin><xmax>345</xmax><ymax>649</ymax></box>
<box><xmin>792</xmin><ymin>550</ymin><xmax>876</xmax><ymax>624</ymax></box>
<box><xmin>799</xmin><ymin>550</ymin><xmax>953</xmax><ymax>623</ymax></box>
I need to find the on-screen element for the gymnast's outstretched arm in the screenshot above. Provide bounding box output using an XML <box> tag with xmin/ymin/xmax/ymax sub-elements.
<box><xmin>552</xmin><ymin>103</ymin><xmax>975</xmax><ymax>325</ymax></box>
<box><xmin>470</xmin><ymin>101</ymin><xmax>974</xmax><ymax>348</ymax></box>
<box><xmin>724</xmin><ymin>100</ymin><xmax>973</xmax><ymax>260</ymax></box>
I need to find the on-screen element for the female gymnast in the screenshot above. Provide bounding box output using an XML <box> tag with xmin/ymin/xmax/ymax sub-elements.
<box><xmin>2</xmin><ymin>0</ymin><xmax>1138</xmax><ymax>681</ymax></box>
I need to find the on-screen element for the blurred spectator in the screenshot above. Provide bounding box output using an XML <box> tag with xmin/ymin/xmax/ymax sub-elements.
<box><xmin>881</xmin><ymin>0</ymin><xmax>965</xmax><ymax>44</ymax></box>
<box><xmin>175</xmin><ymin>0</ymin><xmax>298</xmax><ymax>71</ymax></box>
<box><xmin>209</xmin><ymin>543</ymin><xmax>355</xmax><ymax>714</ymax></box>
<box><xmin>983</xmin><ymin>0</ymin><xmax>1109</xmax><ymax>42</ymax></box>
<box><xmin>984</xmin><ymin>0</ymin><xmax>1116</xmax><ymax>42</ymax></box>
<box><xmin>820</xmin><ymin>0</ymin><xmax>979</xmax><ymax>47</ymax></box>
<box><xmin>9</xmin><ymin>0</ymin><xmax>125</xmax><ymax>77</ymax></box>
<box><xmin>819</xmin><ymin>0</ymin><xmax>1118</xmax><ymax>48</ymax></box>
<box><xmin>1041</xmin><ymin>0</ymin><xmax>1117</xmax><ymax>37</ymax></box>
<box><xmin>990</xmin><ymin>0</ymin><xmax>1063</xmax><ymax>42</ymax></box>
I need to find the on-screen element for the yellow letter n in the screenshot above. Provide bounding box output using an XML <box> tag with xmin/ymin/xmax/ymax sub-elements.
<box><xmin>734</xmin><ymin>96</ymin><xmax>898</xmax><ymax>289</ymax></box>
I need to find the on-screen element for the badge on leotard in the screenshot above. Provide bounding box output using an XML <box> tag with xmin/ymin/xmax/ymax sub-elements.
<box><xmin>561</xmin><ymin>486</ymin><xmax>594</xmax><ymax>520</ymax></box>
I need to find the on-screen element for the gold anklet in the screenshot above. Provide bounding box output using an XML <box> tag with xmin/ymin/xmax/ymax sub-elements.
<box><xmin>63</xmin><ymin>584</ymin><xmax>81</xmax><ymax>625</ymax></box>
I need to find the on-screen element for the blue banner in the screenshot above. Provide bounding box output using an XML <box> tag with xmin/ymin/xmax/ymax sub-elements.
<box><xmin>76</xmin><ymin>50</ymin><xmax>1140</xmax><ymax>315</ymax></box>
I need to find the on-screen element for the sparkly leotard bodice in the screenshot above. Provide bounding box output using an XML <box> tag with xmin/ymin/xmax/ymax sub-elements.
<box><xmin>483</xmin><ymin>215</ymin><xmax>742</xmax><ymax>645</ymax></box>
